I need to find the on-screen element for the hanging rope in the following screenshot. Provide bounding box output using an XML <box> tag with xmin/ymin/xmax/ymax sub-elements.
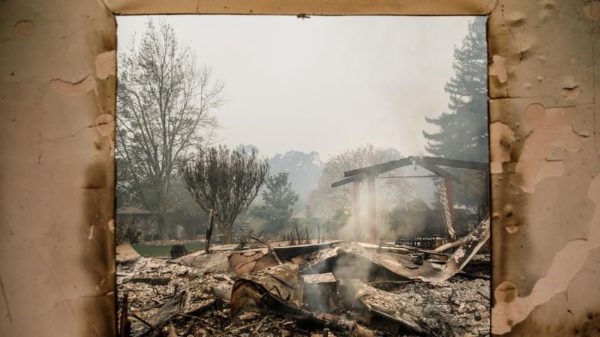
<box><xmin>437</xmin><ymin>179</ymin><xmax>456</xmax><ymax>240</ymax></box>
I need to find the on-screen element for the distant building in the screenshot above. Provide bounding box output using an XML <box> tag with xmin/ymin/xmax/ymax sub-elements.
<box><xmin>116</xmin><ymin>207</ymin><xmax>157</xmax><ymax>241</ymax></box>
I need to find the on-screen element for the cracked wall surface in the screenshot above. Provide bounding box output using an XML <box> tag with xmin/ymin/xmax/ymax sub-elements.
<box><xmin>0</xmin><ymin>0</ymin><xmax>598</xmax><ymax>336</ymax></box>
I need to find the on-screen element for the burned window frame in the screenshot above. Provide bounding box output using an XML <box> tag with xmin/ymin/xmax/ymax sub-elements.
<box><xmin>3</xmin><ymin>0</ymin><xmax>598</xmax><ymax>336</ymax></box>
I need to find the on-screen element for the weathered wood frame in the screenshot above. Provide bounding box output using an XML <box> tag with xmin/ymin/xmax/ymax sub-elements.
<box><xmin>2</xmin><ymin>0</ymin><xmax>599</xmax><ymax>336</ymax></box>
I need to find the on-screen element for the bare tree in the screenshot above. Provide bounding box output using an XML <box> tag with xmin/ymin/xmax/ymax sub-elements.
<box><xmin>181</xmin><ymin>146</ymin><xmax>269</xmax><ymax>243</ymax></box>
<box><xmin>116</xmin><ymin>19</ymin><xmax>223</xmax><ymax>240</ymax></box>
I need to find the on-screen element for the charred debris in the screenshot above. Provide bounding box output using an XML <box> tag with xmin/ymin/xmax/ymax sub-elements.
<box><xmin>117</xmin><ymin>156</ymin><xmax>490</xmax><ymax>336</ymax></box>
<box><xmin>117</xmin><ymin>216</ymin><xmax>490</xmax><ymax>337</ymax></box>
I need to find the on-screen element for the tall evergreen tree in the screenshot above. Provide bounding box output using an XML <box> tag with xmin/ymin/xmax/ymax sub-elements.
<box><xmin>423</xmin><ymin>17</ymin><xmax>488</xmax><ymax>162</ymax></box>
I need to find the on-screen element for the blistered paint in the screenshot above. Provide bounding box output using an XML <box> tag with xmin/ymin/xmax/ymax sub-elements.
<box><xmin>0</xmin><ymin>0</ymin><xmax>117</xmax><ymax>335</ymax></box>
<box><xmin>515</xmin><ymin>104</ymin><xmax>583</xmax><ymax>193</ymax></box>
<box><xmin>490</xmin><ymin>55</ymin><xmax>508</xmax><ymax>84</ymax></box>
<box><xmin>493</xmin><ymin>175</ymin><xmax>600</xmax><ymax>334</ymax></box>
<box><xmin>490</xmin><ymin>121</ymin><xmax>516</xmax><ymax>174</ymax></box>
<box><xmin>489</xmin><ymin>0</ymin><xmax>600</xmax><ymax>335</ymax></box>
<box><xmin>583</xmin><ymin>1</ymin><xmax>600</xmax><ymax>21</ymax></box>
<box><xmin>95</xmin><ymin>50</ymin><xmax>117</xmax><ymax>80</ymax></box>
<box><xmin>14</xmin><ymin>20</ymin><xmax>34</xmax><ymax>38</ymax></box>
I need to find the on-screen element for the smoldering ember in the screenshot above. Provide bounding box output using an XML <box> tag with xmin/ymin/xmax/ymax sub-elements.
<box><xmin>117</xmin><ymin>157</ymin><xmax>491</xmax><ymax>337</ymax></box>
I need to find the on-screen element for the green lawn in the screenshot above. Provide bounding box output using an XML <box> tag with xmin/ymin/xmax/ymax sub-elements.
<box><xmin>132</xmin><ymin>241</ymin><xmax>205</xmax><ymax>257</ymax></box>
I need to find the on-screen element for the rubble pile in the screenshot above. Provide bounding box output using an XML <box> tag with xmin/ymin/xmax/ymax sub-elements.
<box><xmin>117</xmin><ymin>218</ymin><xmax>491</xmax><ymax>337</ymax></box>
<box><xmin>341</xmin><ymin>278</ymin><xmax>490</xmax><ymax>336</ymax></box>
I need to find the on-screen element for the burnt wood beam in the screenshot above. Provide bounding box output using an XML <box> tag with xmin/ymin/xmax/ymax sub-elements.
<box><xmin>343</xmin><ymin>158</ymin><xmax>412</xmax><ymax>177</ymax></box>
<box><xmin>415</xmin><ymin>159</ymin><xmax>461</xmax><ymax>184</ymax></box>
<box><xmin>331</xmin><ymin>174</ymin><xmax>367</xmax><ymax>188</ymax></box>
<box><xmin>420</xmin><ymin>156</ymin><xmax>488</xmax><ymax>171</ymax></box>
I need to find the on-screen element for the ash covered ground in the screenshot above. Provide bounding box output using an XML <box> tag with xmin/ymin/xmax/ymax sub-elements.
<box><xmin>117</xmin><ymin>239</ymin><xmax>490</xmax><ymax>337</ymax></box>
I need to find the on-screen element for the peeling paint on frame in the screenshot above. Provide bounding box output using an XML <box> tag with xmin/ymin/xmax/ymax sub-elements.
<box><xmin>1</xmin><ymin>0</ymin><xmax>599</xmax><ymax>336</ymax></box>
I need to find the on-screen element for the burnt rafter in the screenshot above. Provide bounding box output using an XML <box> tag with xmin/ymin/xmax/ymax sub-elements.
<box><xmin>418</xmin><ymin>156</ymin><xmax>489</xmax><ymax>171</ymax></box>
<box><xmin>330</xmin><ymin>174</ymin><xmax>367</xmax><ymax>188</ymax></box>
<box><xmin>415</xmin><ymin>158</ymin><xmax>461</xmax><ymax>184</ymax></box>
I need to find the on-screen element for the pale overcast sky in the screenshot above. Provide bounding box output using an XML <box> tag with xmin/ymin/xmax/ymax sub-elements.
<box><xmin>117</xmin><ymin>15</ymin><xmax>481</xmax><ymax>160</ymax></box>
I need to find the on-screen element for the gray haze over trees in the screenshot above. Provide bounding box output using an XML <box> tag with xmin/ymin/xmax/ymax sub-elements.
<box><xmin>117</xmin><ymin>16</ymin><xmax>474</xmax><ymax>159</ymax></box>
<box><xmin>269</xmin><ymin>151</ymin><xmax>322</xmax><ymax>200</ymax></box>
<box><xmin>308</xmin><ymin>145</ymin><xmax>412</xmax><ymax>219</ymax></box>
<box><xmin>116</xmin><ymin>20</ymin><xmax>223</xmax><ymax>240</ymax></box>
<box><xmin>251</xmin><ymin>173</ymin><xmax>300</xmax><ymax>234</ymax></box>
<box><xmin>116</xmin><ymin>16</ymin><xmax>488</xmax><ymax>241</ymax></box>
<box><xmin>423</xmin><ymin>17</ymin><xmax>488</xmax><ymax>162</ymax></box>
<box><xmin>422</xmin><ymin>17</ymin><xmax>489</xmax><ymax>215</ymax></box>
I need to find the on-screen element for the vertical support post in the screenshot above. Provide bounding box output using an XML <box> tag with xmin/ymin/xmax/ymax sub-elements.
<box><xmin>367</xmin><ymin>175</ymin><xmax>378</xmax><ymax>243</ymax></box>
<box><xmin>445</xmin><ymin>178</ymin><xmax>454</xmax><ymax>240</ymax></box>
<box><xmin>352</xmin><ymin>181</ymin><xmax>360</xmax><ymax>241</ymax></box>
<box><xmin>205</xmin><ymin>209</ymin><xmax>215</xmax><ymax>254</ymax></box>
